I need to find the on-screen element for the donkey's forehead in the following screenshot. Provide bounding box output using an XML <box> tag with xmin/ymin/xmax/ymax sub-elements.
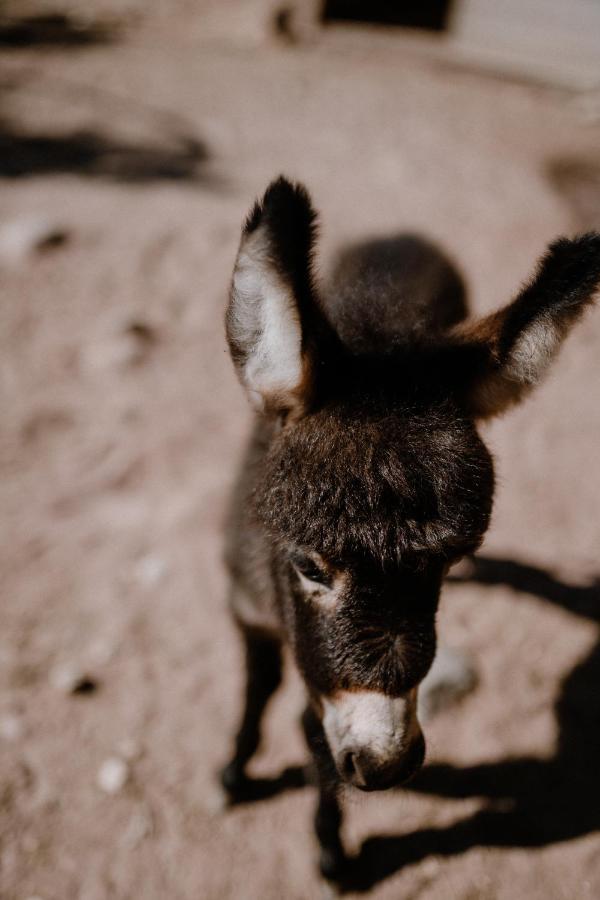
<box><xmin>256</xmin><ymin>402</ymin><xmax>494</xmax><ymax>563</ymax></box>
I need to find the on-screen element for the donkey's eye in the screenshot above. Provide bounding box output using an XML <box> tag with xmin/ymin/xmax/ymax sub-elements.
<box><xmin>291</xmin><ymin>554</ymin><xmax>332</xmax><ymax>588</ymax></box>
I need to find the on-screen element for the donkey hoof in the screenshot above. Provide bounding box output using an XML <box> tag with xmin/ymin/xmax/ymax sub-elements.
<box><xmin>220</xmin><ymin>762</ymin><xmax>249</xmax><ymax>798</ymax></box>
<box><xmin>319</xmin><ymin>848</ymin><xmax>348</xmax><ymax>885</ymax></box>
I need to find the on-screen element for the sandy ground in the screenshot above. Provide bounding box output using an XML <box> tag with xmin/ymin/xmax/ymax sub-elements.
<box><xmin>1</xmin><ymin>4</ymin><xmax>600</xmax><ymax>899</ymax></box>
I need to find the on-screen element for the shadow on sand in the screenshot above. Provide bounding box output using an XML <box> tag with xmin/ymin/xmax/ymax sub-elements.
<box><xmin>0</xmin><ymin>117</ymin><xmax>210</xmax><ymax>184</ymax></box>
<box><xmin>222</xmin><ymin>765</ymin><xmax>308</xmax><ymax>807</ymax></box>
<box><xmin>0</xmin><ymin>12</ymin><xmax>117</xmax><ymax>48</ymax></box>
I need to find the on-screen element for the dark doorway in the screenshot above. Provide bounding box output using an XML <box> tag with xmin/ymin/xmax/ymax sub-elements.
<box><xmin>322</xmin><ymin>0</ymin><xmax>455</xmax><ymax>32</ymax></box>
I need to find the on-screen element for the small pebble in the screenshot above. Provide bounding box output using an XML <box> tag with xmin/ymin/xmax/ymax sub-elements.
<box><xmin>97</xmin><ymin>757</ymin><xmax>129</xmax><ymax>794</ymax></box>
<box><xmin>203</xmin><ymin>783</ymin><xmax>230</xmax><ymax>816</ymax></box>
<box><xmin>84</xmin><ymin>320</ymin><xmax>157</xmax><ymax>372</ymax></box>
<box><xmin>51</xmin><ymin>664</ymin><xmax>98</xmax><ymax>695</ymax></box>
<box><xmin>133</xmin><ymin>554</ymin><xmax>168</xmax><ymax>587</ymax></box>
<box><xmin>0</xmin><ymin>216</ymin><xmax>68</xmax><ymax>266</ymax></box>
<box><xmin>126</xmin><ymin>321</ymin><xmax>157</xmax><ymax>346</ymax></box>
<box><xmin>0</xmin><ymin>714</ymin><xmax>24</xmax><ymax>741</ymax></box>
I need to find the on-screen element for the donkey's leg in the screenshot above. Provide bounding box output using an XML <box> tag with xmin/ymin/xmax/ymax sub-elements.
<box><xmin>301</xmin><ymin>705</ymin><xmax>347</xmax><ymax>883</ymax></box>
<box><xmin>221</xmin><ymin>628</ymin><xmax>282</xmax><ymax>797</ymax></box>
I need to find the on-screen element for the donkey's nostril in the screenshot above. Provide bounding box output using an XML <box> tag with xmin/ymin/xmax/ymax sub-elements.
<box><xmin>341</xmin><ymin>750</ymin><xmax>368</xmax><ymax>787</ymax></box>
<box><xmin>337</xmin><ymin>739</ymin><xmax>425</xmax><ymax>791</ymax></box>
<box><xmin>342</xmin><ymin>751</ymin><xmax>357</xmax><ymax>779</ymax></box>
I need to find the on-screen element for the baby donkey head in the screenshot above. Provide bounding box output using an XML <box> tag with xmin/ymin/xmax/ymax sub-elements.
<box><xmin>225</xmin><ymin>177</ymin><xmax>600</xmax><ymax>800</ymax></box>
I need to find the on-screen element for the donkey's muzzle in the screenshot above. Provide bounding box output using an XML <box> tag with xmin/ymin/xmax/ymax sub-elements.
<box><xmin>338</xmin><ymin>730</ymin><xmax>425</xmax><ymax>791</ymax></box>
<box><xmin>321</xmin><ymin>687</ymin><xmax>425</xmax><ymax>790</ymax></box>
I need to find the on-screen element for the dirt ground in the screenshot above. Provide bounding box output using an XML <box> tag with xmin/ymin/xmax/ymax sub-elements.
<box><xmin>1</xmin><ymin>3</ymin><xmax>600</xmax><ymax>899</ymax></box>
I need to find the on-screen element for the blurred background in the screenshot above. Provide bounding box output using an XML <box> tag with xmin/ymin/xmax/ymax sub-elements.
<box><xmin>1</xmin><ymin>2</ymin><xmax>600</xmax><ymax>898</ymax></box>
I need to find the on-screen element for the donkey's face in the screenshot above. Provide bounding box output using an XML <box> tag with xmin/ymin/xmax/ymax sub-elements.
<box><xmin>255</xmin><ymin>395</ymin><xmax>493</xmax><ymax>788</ymax></box>
<box><xmin>227</xmin><ymin>177</ymin><xmax>600</xmax><ymax>789</ymax></box>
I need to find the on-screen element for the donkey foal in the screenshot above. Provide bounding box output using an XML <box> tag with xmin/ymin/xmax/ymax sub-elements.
<box><xmin>221</xmin><ymin>177</ymin><xmax>600</xmax><ymax>884</ymax></box>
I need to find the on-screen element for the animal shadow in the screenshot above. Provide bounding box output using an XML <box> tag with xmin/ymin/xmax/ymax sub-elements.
<box><xmin>0</xmin><ymin>12</ymin><xmax>117</xmax><ymax>48</ymax></box>
<box><xmin>342</xmin><ymin>555</ymin><xmax>600</xmax><ymax>893</ymax></box>
<box><xmin>224</xmin><ymin>765</ymin><xmax>308</xmax><ymax>807</ymax></box>
<box><xmin>0</xmin><ymin>118</ymin><xmax>210</xmax><ymax>183</ymax></box>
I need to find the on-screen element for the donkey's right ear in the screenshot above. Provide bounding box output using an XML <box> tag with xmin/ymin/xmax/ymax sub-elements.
<box><xmin>455</xmin><ymin>232</ymin><xmax>600</xmax><ymax>419</ymax></box>
<box><xmin>226</xmin><ymin>177</ymin><xmax>325</xmax><ymax>417</ymax></box>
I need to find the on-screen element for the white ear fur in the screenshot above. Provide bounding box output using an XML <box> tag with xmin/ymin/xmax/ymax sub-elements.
<box><xmin>230</xmin><ymin>225</ymin><xmax>305</xmax><ymax>412</ymax></box>
<box><xmin>459</xmin><ymin>232</ymin><xmax>600</xmax><ymax>419</ymax></box>
<box><xmin>466</xmin><ymin>312</ymin><xmax>571</xmax><ymax>418</ymax></box>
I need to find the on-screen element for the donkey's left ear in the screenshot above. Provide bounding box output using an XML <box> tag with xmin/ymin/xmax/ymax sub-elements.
<box><xmin>226</xmin><ymin>176</ymin><xmax>326</xmax><ymax>417</ymax></box>
<box><xmin>456</xmin><ymin>232</ymin><xmax>600</xmax><ymax>418</ymax></box>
